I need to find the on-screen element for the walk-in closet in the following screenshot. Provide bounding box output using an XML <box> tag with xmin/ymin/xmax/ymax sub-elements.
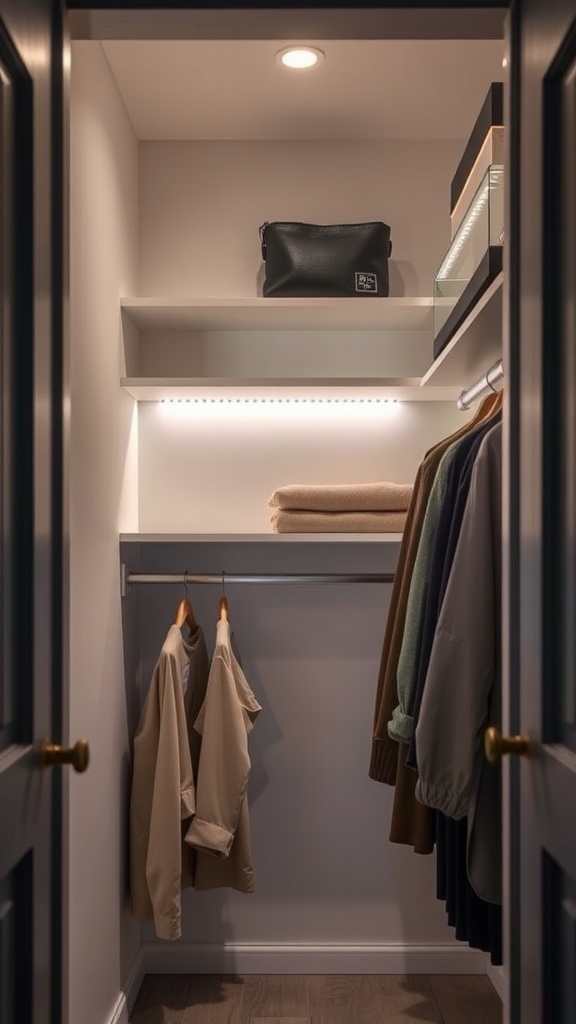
<box><xmin>67</xmin><ymin>8</ymin><xmax>508</xmax><ymax>1023</ymax></box>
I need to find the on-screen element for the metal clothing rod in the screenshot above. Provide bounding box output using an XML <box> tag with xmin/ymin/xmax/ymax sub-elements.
<box><xmin>124</xmin><ymin>572</ymin><xmax>395</xmax><ymax>587</ymax></box>
<box><xmin>457</xmin><ymin>358</ymin><xmax>504</xmax><ymax>411</ymax></box>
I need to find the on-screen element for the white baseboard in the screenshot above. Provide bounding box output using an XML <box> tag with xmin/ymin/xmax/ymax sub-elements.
<box><xmin>487</xmin><ymin>962</ymin><xmax>507</xmax><ymax>1002</ymax></box>
<box><xmin>144</xmin><ymin>941</ymin><xmax>488</xmax><ymax>975</ymax></box>
<box><xmin>106</xmin><ymin>949</ymin><xmax>146</xmax><ymax>1024</ymax></box>
<box><xmin>107</xmin><ymin>993</ymin><xmax>128</xmax><ymax>1024</ymax></box>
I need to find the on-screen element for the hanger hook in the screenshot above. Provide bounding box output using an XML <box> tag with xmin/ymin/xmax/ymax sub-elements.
<box><xmin>221</xmin><ymin>570</ymin><xmax>226</xmax><ymax>597</ymax></box>
<box><xmin>183</xmin><ymin>571</ymin><xmax>189</xmax><ymax>597</ymax></box>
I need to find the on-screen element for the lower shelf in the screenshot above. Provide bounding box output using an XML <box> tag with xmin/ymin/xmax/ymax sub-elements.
<box><xmin>421</xmin><ymin>272</ymin><xmax>503</xmax><ymax>388</ymax></box>
<box><xmin>121</xmin><ymin>379</ymin><xmax>459</xmax><ymax>401</ymax></box>
<box><xmin>119</xmin><ymin>534</ymin><xmax>401</xmax><ymax>592</ymax></box>
<box><xmin>119</xmin><ymin>533</ymin><xmax>403</xmax><ymax>543</ymax></box>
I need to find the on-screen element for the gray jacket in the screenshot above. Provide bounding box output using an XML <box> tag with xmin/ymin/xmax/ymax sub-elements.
<box><xmin>415</xmin><ymin>423</ymin><xmax>502</xmax><ymax>905</ymax></box>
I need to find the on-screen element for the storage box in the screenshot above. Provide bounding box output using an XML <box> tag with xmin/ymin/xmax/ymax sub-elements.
<box><xmin>433</xmin><ymin>163</ymin><xmax>504</xmax><ymax>361</ymax></box>
<box><xmin>450</xmin><ymin>82</ymin><xmax>504</xmax><ymax>239</ymax></box>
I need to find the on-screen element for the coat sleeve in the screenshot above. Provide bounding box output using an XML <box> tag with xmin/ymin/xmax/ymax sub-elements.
<box><xmin>185</xmin><ymin>651</ymin><xmax>253</xmax><ymax>858</ymax></box>
<box><xmin>130</xmin><ymin>651</ymin><xmax>195</xmax><ymax>941</ymax></box>
<box><xmin>415</xmin><ymin>431</ymin><xmax>500</xmax><ymax>820</ymax></box>
<box><xmin>388</xmin><ymin>453</ymin><xmax>452</xmax><ymax>743</ymax></box>
<box><xmin>369</xmin><ymin>463</ymin><xmax>424</xmax><ymax>782</ymax></box>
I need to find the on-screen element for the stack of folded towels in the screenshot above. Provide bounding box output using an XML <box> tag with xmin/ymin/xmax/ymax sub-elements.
<box><xmin>268</xmin><ymin>481</ymin><xmax>413</xmax><ymax>534</ymax></box>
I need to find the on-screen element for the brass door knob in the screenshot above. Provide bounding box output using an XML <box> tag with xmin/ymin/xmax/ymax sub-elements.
<box><xmin>41</xmin><ymin>739</ymin><xmax>90</xmax><ymax>773</ymax></box>
<box><xmin>484</xmin><ymin>726</ymin><xmax>530</xmax><ymax>763</ymax></box>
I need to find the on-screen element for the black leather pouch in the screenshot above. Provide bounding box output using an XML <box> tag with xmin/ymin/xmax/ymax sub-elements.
<box><xmin>259</xmin><ymin>221</ymin><xmax>392</xmax><ymax>298</ymax></box>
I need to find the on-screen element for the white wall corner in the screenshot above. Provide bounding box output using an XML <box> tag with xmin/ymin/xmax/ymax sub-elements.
<box><xmin>106</xmin><ymin>949</ymin><xmax>146</xmax><ymax>1024</ymax></box>
<box><xmin>118</xmin><ymin>395</ymin><xmax>139</xmax><ymax>533</ymax></box>
<box><xmin>69</xmin><ymin>39</ymin><xmax>140</xmax><ymax>1024</ymax></box>
<box><xmin>106</xmin><ymin>994</ymin><xmax>128</xmax><ymax>1024</ymax></box>
<box><xmin>486</xmin><ymin>962</ymin><xmax>507</xmax><ymax>1003</ymax></box>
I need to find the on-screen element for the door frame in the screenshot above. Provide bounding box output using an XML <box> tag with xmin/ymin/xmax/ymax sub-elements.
<box><xmin>51</xmin><ymin>3</ymin><xmax>70</xmax><ymax>1021</ymax></box>
<box><xmin>0</xmin><ymin>1</ymin><xmax>67</xmax><ymax>1021</ymax></box>
<box><xmin>62</xmin><ymin>0</ymin><xmax>514</xmax><ymax>1020</ymax></box>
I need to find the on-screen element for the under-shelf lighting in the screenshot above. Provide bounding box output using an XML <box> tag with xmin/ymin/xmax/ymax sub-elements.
<box><xmin>159</xmin><ymin>396</ymin><xmax>402</xmax><ymax>420</ymax></box>
<box><xmin>160</xmin><ymin>397</ymin><xmax>400</xmax><ymax>405</ymax></box>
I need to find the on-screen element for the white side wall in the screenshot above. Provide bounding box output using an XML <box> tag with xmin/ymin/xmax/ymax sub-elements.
<box><xmin>69</xmin><ymin>42</ymin><xmax>140</xmax><ymax>1024</ymax></box>
<box><xmin>138</xmin><ymin>400</ymin><xmax>463</xmax><ymax>533</ymax></box>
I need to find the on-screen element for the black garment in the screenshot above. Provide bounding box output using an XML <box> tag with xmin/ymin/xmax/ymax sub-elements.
<box><xmin>436</xmin><ymin>815</ymin><xmax>502</xmax><ymax>965</ymax></box>
<box><xmin>409</xmin><ymin>413</ymin><xmax>503</xmax><ymax>966</ymax></box>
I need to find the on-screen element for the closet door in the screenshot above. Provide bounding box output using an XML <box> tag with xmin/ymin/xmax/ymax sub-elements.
<box><xmin>508</xmin><ymin>1</ymin><xmax>576</xmax><ymax>1022</ymax></box>
<box><xmin>0</xmin><ymin>2</ymin><xmax>67</xmax><ymax>1022</ymax></box>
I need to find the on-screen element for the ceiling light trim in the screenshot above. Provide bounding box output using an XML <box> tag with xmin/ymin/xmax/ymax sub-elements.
<box><xmin>276</xmin><ymin>46</ymin><xmax>325</xmax><ymax>70</ymax></box>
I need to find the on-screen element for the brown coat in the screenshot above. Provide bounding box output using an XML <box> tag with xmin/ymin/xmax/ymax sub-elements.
<box><xmin>369</xmin><ymin>392</ymin><xmax>501</xmax><ymax>854</ymax></box>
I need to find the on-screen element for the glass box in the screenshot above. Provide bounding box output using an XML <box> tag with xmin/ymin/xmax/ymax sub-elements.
<box><xmin>433</xmin><ymin>164</ymin><xmax>504</xmax><ymax>359</ymax></box>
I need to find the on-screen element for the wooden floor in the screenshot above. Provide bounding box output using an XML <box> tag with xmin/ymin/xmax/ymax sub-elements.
<box><xmin>131</xmin><ymin>974</ymin><xmax>502</xmax><ymax>1024</ymax></box>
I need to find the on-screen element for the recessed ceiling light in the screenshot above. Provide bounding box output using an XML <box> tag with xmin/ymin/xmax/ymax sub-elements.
<box><xmin>276</xmin><ymin>47</ymin><xmax>325</xmax><ymax>70</ymax></box>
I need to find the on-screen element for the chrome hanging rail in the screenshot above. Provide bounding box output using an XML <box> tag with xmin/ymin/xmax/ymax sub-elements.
<box><xmin>122</xmin><ymin>569</ymin><xmax>395</xmax><ymax>597</ymax></box>
<box><xmin>457</xmin><ymin>358</ymin><xmax>504</xmax><ymax>411</ymax></box>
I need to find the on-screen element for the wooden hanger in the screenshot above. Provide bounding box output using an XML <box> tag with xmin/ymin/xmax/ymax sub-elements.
<box><xmin>219</xmin><ymin>571</ymin><xmax>228</xmax><ymax>621</ymax></box>
<box><xmin>175</xmin><ymin>573</ymin><xmax>198</xmax><ymax>631</ymax></box>
<box><xmin>491</xmin><ymin>388</ymin><xmax>504</xmax><ymax>414</ymax></box>
<box><xmin>471</xmin><ymin>390</ymin><xmax>501</xmax><ymax>426</ymax></box>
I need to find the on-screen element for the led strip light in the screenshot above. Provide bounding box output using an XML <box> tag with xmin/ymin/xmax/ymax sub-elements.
<box><xmin>160</xmin><ymin>397</ymin><xmax>400</xmax><ymax>405</ymax></box>
<box><xmin>437</xmin><ymin>166</ymin><xmax>504</xmax><ymax>283</ymax></box>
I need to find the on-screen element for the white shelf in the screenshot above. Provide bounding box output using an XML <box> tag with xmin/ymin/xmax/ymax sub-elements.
<box><xmin>121</xmin><ymin>288</ymin><xmax>506</xmax><ymax>401</ymax></box>
<box><xmin>421</xmin><ymin>272</ymin><xmax>503</xmax><ymax>389</ymax></box>
<box><xmin>121</xmin><ymin>296</ymin><xmax>434</xmax><ymax>333</ymax></box>
<box><xmin>121</xmin><ymin>378</ymin><xmax>459</xmax><ymax>401</ymax></box>
<box><xmin>119</xmin><ymin>533</ymin><xmax>403</xmax><ymax>544</ymax></box>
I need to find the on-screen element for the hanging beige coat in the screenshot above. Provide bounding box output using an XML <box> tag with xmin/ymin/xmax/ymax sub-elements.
<box><xmin>130</xmin><ymin>624</ymin><xmax>209</xmax><ymax>941</ymax></box>
<box><xmin>187</xmin><ymin>618</ymin><xmax>262</xmax><ymax>892</ymax></box>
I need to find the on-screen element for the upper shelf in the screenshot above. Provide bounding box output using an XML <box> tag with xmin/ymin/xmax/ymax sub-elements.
<box><xmin>120</xmin><ymin>296</ymin><xmax>434</xmax><ymax>333</ymax></box>
<box><xmin>120</xmin><ymin>281</ymin><xmax>503</xmax><ymax>400</ymax></box>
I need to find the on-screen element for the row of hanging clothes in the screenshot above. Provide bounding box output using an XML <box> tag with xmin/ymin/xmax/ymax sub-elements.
<box><xmin>369</xmin><ymin>388</ymin><xmax>503</xmax><ymax>964</ymax></box>
<box><xmin>130</xmin><ymin>584</ymin><xmax>261</xmax><ymax>941</ymax></box>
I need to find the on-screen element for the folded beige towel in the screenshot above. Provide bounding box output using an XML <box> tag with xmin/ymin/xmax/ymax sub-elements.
<box><xmin>268</xmin><ymin>481</ymin><xmax>413</xmax><ymax>513</ymax></box>
<box><xmin>270</xmin><ymin>510</ymin><xmax>407</xmax><ymax>534</ymax></box>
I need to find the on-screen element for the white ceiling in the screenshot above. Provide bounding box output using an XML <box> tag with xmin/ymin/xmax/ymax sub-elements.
<box><xmin>102</xmin><ymin>39</ymin><xmax>505</xmax><ymax>143</ymax></box>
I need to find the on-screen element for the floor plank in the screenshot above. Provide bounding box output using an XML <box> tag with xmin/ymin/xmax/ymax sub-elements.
<box><xmin>241</xmin><ymin>975</ymin><xmax>310</xmax><ymax>1021</ymax></box>
<box><xmin>428</xmin><ymin>975</ymin><xmax>503</xmax><ymax>1024</ymax></box>
<box><xmin>307</xmin><ymin>974</ymin><xmax>444</xmax><ymax>1024</ymax></box>
<box><xmin>130</xmin><ymin>973</ymin><xmax>503</xmax><ymax>1024</ymax></box>
<box><xmin>181</xmin><ymin>975</ymin><xmax>245</xmax><ymax>1023</ymax></box>
<box><xmin>252</xmin><ymin>1018</ymin><xmax>311</xmax><ymax>1024</ymax></box>
<box><xmin>131</xmin><ymin>974</ymin><xmax>192</xmax><ymax>1024</ymax></box>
